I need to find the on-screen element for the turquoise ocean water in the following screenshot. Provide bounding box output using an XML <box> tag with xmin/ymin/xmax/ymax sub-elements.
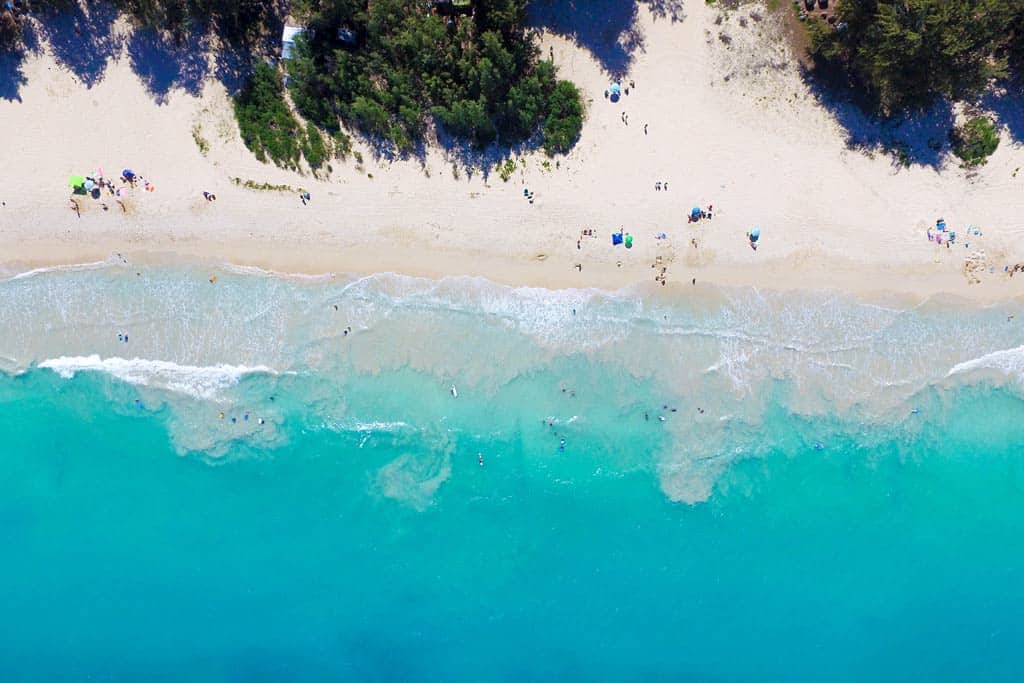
<box><xmin>1</xmin><ymin>262</ymin><xmax>1023</xmax><ymax>681</ymax></box>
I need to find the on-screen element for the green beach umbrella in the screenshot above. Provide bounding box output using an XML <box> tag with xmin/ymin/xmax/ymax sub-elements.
<box><xmin>68</xmin><ymin>175</ymin><xmax>85</xmax><ymax>188</ymax></box>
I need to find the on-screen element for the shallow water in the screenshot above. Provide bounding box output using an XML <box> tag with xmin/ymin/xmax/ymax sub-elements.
<box><xmin>1</xmin><ymin>263</ymin><xmax>1022</xmax><ymax>680</ymax></box>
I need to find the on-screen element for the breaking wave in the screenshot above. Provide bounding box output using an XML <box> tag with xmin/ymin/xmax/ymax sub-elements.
<box><xmin>38</xmin><ymin>355</ymin><xmax>279</xmax><ymax>399</ymax></box>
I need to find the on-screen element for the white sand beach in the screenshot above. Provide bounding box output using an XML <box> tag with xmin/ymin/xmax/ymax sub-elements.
<box><xmin>2</xmin><ymin>1</ymin><xmax>1024</xmax><ymax>299</ymax></box>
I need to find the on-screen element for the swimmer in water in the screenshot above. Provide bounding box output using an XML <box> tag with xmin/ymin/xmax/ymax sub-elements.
<box><xmin>219</xmin><ymin>412</ymin><xmax>225</xmax><ymax>419</ymax></box>
<box><xmin>644</xmin><ymin>412</ymin><xmax>649</xmax><ymax>421</ymax></box>
<box><xmin>911</xmin><ymin>408</ymin><xmax>920</xmax><ymax>414</ymax></box>
<box><xmin>257</xmin><ymin>417</ymin><xmax>265</xmax><ymax>425</ymax></box>
<box><xmin>814</xmin><ymin>443</ymin><xmax>824</xmax><ymax>451</ymax></box>
<box><xmin>658</xmin><ymin>415</ymin><xmax>666</xmax><ymax>422</ymax></box>
<box><xmin>478</xmin><ymin>453</ymin><xmax>484</xmax><ymax>467</ymax></box>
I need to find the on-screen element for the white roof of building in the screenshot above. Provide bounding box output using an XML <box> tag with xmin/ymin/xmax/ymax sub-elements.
<box><xmin>281</xmin><ymin>26</ymin><xmax>305</xmax><ymax>59</ymax></box>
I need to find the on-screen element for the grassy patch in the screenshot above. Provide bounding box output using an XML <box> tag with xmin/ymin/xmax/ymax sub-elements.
<box><xmin>950</xmin><ymin>116</ymin><xmax>1000</xmax><ymax>168</ymax></box>
<box><xmin>498</xmin><ymin>158</ymin><xmax>516</xmax><ymax>182</ymax></box>
<box><xmin>230</xmin><ymin>177</ymin><xmax>304</xmax><ymax>193</ymax></box>
<box><xmin>191</xmin><ymin>124</ymin><xmax>210</xmax><ymax>156</ymax></box>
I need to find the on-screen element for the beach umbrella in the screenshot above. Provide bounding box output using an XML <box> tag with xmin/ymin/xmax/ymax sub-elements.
<box><xmin>68</xmin><ymin>175</ymin><xmax>85</xmax><ymax>188</ymax></box>
<box><xmin>610</xmin><ymin>82</ymin><xmax>621</xmax><ymax>97</ymax></box>
<box><xmin>749</xmin><ymin>227</ymin><xmax>761</xmax><ymax>242</ymax></box>
<box><xmin>122</xmin><ymin>169</ymin><xmax>135</xmax><ymax>179</ymax></box>
<box><xmin>691</xmin><ymin>207</ymin><xmax>701</xmax><ymax>219</ymax></box>
<box><xmin>84</xmin><ymin>179</ymin><xmax>95</xmax><ymax>191</ymax></box>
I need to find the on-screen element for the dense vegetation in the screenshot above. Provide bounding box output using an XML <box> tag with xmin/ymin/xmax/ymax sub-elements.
<box><xmin>234</xmin><ymin>60</ymin><xmax>304</xmax><ymax>168</ymax></box>
<box><xmin>0</xmin><ymin>0</ymin><xmax>277</xmax><ymax>49</ymax></box>
<box><xmin>808</xmin><ymin>0</ymin><xmax>1024</xmax><ymax>113</ymax></box>
<box><xmin>233</xmin><ymin>60</ymin><xmax>341</xmax><ymax>173</ymax></box>
<box><xmin>286</xmin><ymin>0</ymin><xmax>584</xmax><ymax>155</ymax></box>
<box><xmin>950</xmin><ymin>115</ymin><xmax>1000</xmax><ymax>167</ymax></box>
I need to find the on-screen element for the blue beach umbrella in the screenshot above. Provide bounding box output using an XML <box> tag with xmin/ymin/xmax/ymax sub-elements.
<box><xmin>749</xmin><ymin>227</ymin><xmax>761</xmax><ymax>242</ymax></box>
<box><xmin>691</xmin><ymin>207</ymin><xmax>701</xmax><ymax>219</ymax></box>
<box><xmin>610</xmin><ymin>82</ymin><xmax>621</xmax><ymax>97</ymax></box>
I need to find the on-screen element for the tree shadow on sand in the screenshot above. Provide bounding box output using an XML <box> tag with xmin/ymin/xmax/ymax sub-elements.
<box><xmin>529</xmin><ymin>0</ymin><xmax>685</xmax><ymax>77</ymax></box>
<box><xmin>982</xmin><ymin>80</ymin><xmax>1024</xmax><ymax>149</ymax></box>
<box><xmin>127</xmin><ymin>27</ymin><xmax>212</xmax><ymax>103</ymax></box>
<box><xmin>800</xmin><ymin>67</ymin><xmax>956</xmax><ymax>170</ymax></box>
<box><xmin>31</xmin><ymin>1</ymin><xmax>122</xmax><ymax>87</ymax></box>
<box><xmin>0</xmin><ymin>45</ymin><xmax>30</xmax><ymax>101</ymax></box>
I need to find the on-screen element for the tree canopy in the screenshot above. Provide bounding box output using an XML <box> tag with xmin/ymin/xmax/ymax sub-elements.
<box><xmin>286</xmin><ymin>0</ymin><xmax>584</xmax><ymax>155</ymax></box>
<box><xmin>808</xmin><ymin>0</ymin><xmax>1024</xmax><ymax>113</ymax></box>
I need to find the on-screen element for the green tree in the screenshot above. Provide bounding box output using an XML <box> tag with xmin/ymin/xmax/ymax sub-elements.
<box><xmin>811</xmin><ymin>0</ymin><xmax>1015</xmax><ymax>112</ymax></box>
<box><xmin>543</xmin><ymin>80</ymin><xmax>584</xmax><ymax>154</ymax></box>
<box><xmin>285</xmin><ymin>0</ymin><xmax>584</xmax><ymax>156</ymax></box>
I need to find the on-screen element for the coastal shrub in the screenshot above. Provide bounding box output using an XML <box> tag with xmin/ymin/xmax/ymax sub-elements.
<box><xmin>542</xmin><ymin>80</ymin><xmax>584</xmax><ymax>155</ymax></box>
<box><xmin>302</xmin><ymin>122</ymin><xmax>329</xmax><ymax>172</ymax></box>
<box><xmin>950</xmin><ymin>116</ymin><xmax>1000</xmax><ymax>167</ymax></box>
<box><xmin>285</xmin><ymin>0</ymin><xmax>584</xmax><ymax>156</ymax></box>
<box><xmin>333</xmin><ymin>130</ymin><xmax>352</xmax><ymax>159</ymax></box>
<box><xmin>233</xmin><ymin>61</ymin><xmax>303</xmax><ymax>169</ymax></box>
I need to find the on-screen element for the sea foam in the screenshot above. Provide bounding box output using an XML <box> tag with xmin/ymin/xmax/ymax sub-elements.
<box><xmin>947</xmin><ymin>345</ymin><xmax>1024</xmax><ymax>383</ymax></box>
<box><xmin>38</xmin><ymin>355</ymin><xmax>278</xmax><ymax>399</ymax></box>
<box><xmin>3</xmin><ymin>256</ymin><xmax>122</xmax><ymax>282</ymax></box>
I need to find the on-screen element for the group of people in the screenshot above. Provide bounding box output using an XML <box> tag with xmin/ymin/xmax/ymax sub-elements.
<box><xmin>69</xmin><ymin>167</ymin><xmax>153</xmax><ymax>217</ymax></box>
<box><xmin>688</xmin><ymin>205</ymin><xmax>713</xmax><ymax>222</ymax></box>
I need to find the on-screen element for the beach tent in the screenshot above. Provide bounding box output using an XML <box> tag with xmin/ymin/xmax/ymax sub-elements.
<box><xmin>68</xmin><ymin>175</ymin><xmax>85</xmax><ymax>188</ymax></box>
<box><xmin>281</xmin><ymin>25</ymin><xmax>306</xmax><ymax>60</ymax></box>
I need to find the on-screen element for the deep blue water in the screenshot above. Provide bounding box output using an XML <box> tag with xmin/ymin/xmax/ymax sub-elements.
<box><xmin>1</xmin><ymin>370</ymin><xmax>1023</xmax><ymax>682</ymax></box>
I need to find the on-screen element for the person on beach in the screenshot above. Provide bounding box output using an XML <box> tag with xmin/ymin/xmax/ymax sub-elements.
<box><xmin>644</xmin><ymin>123</ymin><xmax>648</xmax><ymax>135</ymax></box>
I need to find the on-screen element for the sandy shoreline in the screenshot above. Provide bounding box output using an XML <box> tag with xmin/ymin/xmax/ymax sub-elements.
<box><xmin>2</xmin><ymin>2</ymin><xmax>1024</xmax><ymax>303</ymax></box>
